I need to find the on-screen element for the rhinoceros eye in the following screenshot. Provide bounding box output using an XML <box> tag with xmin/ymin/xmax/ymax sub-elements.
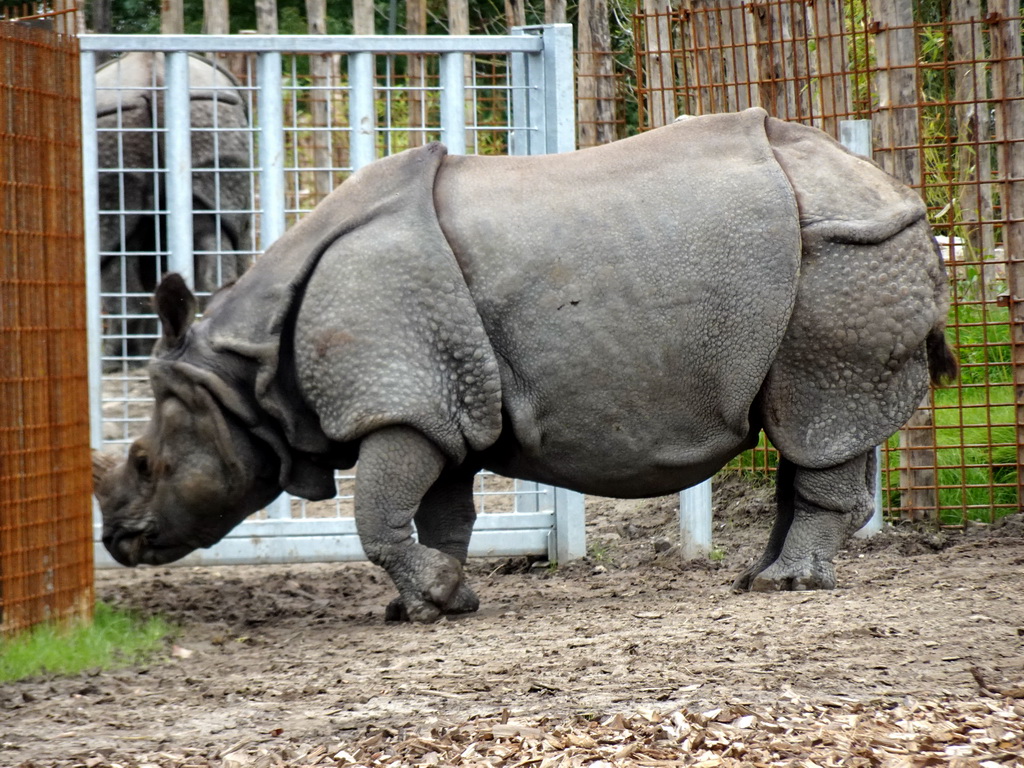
<box><xmin>129</xmin><ymin>443</ymin><xmax>151</xmax><ymax>478</ymax></box>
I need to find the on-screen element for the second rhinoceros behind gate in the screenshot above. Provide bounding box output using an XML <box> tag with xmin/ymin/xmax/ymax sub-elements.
<box><xmin>93</xmin><ymin>108</ymin><xmax>957</xmax><ymax>623</ymax></box>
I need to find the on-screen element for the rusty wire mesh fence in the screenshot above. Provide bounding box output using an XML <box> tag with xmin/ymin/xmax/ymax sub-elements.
<box><xmin>1</xmin><ymin>10</ymin><xmax>93</xmax><ymax>636</ymax></box>
<box><xmin>633</xmin><ymin>0</ymin><xmax>1024</xmax><ymax>527</ymax></box>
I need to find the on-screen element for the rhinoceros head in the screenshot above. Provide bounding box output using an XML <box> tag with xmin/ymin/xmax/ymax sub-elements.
<box><xmin>93</xmin><ymin>275</ymin><xmax>283</xmax><ymax>566</ymax></box>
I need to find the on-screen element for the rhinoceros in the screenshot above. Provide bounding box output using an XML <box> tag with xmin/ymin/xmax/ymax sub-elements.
<box><xmin>93</xmin><ymin>108</ymin><xmax>957</xmax><ymax>622</ymax></box>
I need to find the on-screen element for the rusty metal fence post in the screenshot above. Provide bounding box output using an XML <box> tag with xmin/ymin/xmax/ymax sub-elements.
<box><xmin>1</xmin><ymin>13</ymin><xmax>93</xmax><ymax>636</ymax></box>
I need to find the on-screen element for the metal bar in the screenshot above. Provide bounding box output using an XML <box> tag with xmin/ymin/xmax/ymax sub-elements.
<box><xmin>550</xmin><ymin>486</ymin><xmax>586</xmax><ymax>562</ymax></box>
<box><xmin>80</xmin><ymin>49</ymin><xmax>104</xmax><ymax>453</ymax></box>
<box><xmin>440</xmin><ymin>51</ymin><xmax>467</xmax><ymax>154</ymax></box>
<box><xmin>164</xmin><ymin>51</ymin><xmax>194</xmax><ymax>284</ymax></box>
<box><xmin>839</xmin><ymin>118</ymin><xmax>884</xmax><ymax>538</ymax></box>
<box><xmin>257</xmin><ymin>51</ymin><xmax>286</xmax><ymax>247</ymax></box>
<box><xmin>348</xmin><ymin>51</ymin><xmax>376</xmax><ymax>170</ymax></box>
<box><xmin>508</xmin><ymin>42</ymin><xmax>530</xmax><ymax>156</ymax></box>
<box><xmin>540</xmin><ymin>24</ymin><xmax>576</xmax><ymax>153</ymax></box>
<box><xmin>679</xmin><ymin>480</ymin><xmax>713</xmax><ymax>559</ymax></box>
<box><xmin>79</xmin><ymin>34</ymin><xmax>544</xmax><ymax>54</ymax></box>
<box><xmin>256</xmin><ymin>51</ymin><xmax>290</xmax><ymax>519</ymax></box>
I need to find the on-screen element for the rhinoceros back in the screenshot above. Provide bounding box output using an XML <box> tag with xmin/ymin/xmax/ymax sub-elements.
<box><xmin>435</xmin><ymin>109</ymin><xmax>802</xmax><ymax>496</ymax></box>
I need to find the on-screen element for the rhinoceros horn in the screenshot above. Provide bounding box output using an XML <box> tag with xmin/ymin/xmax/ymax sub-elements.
<box><xmin>92</xmin><ymin>450</ymin><xmax>119</xmax><ymax>487</ymax></box>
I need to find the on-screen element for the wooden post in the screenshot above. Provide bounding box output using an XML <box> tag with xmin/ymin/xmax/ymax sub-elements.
<box><xmin>407</xmin><ymin>0</ymin><xmax>427</xmax><ymax>148</ymax></box>
<box><xmin>873</xmin><ymin>0</ymin><xmax>938</xmax><ymax>522</ymax></box>
<box><xmin>161</xmin><ymin>0</ymin><xmax>184</xmax><ymax>34</ymax></box>
<box><xmin>578</xmin><ymin>0</ymin><xmax>616</xmax><ymax>146</ymax></box>
<box><xmin>990</xmin><ymin>0</ymin><xmax>1024</xmax><ymax>512</ymax></box>
<box><xmin>641</xmin><ymin>0</ymin><xmax>676</xmax><ymax>128</ymax></box>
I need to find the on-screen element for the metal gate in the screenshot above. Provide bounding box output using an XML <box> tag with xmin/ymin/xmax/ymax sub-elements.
<box><xmin>80</xmin><ymin>28</ymin><xmax>585</xmax><ymax>568</ymax></box>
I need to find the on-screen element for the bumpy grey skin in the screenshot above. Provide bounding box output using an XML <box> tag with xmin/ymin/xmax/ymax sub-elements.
<box><xmin>93</xmin><ymin>109</ymin><xmax>957</xmax><ymax>622</ymax></box>
<box><xmin>96</xmin><ymin>52</ymin><xmax>252</xmax><ymax>363</ymax></box>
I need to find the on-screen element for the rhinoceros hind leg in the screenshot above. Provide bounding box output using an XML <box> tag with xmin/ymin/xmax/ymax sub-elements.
<box><xmin>734</xmin><ymin>452</ymin><xmax>875</xmax><ymax>592</ymax></box>
<box><xmin>355</xmin><ymin>426</ymin><xmax>470</xmax><ymax>623</ymax></box>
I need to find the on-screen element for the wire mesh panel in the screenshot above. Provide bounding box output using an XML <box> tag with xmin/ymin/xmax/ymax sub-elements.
<box><xmin>1</xmin><ymin>15</ymin><xmax>93</xmax><ymax>636</ymax></box>
<box><xmin>633</xmin><ymin>1</ymin><xmax>1024</xmax><ymax>527</ymax></box>
<box><xmin>84</xmin><ymin>31</ymin><xmax>582</xmax><ymax>567</ymax></box>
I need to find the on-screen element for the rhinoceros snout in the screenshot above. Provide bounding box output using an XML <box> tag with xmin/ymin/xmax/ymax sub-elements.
<box><xmin>103</xmin><ymin>526</ymin><xmax>148</xmax><ymax>567</ymax></box>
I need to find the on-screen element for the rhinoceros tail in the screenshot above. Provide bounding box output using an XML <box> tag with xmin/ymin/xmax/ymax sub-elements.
<box><xmin>927</xmin><ymin>327</ymin><xmax>958</xmax><ymax>385</ymax></box>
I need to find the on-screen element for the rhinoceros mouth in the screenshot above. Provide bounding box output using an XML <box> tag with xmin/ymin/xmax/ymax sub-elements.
<box><xmin>104</xmin><ymin>527</ymin><xmax>195</xmax><ymax>567</ymax></box>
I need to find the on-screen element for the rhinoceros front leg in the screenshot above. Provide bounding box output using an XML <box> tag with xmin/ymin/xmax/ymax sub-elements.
<box><xmin>734</xmin><ymin>451</ymin><xmax>875</xmax><ymax>592</ymax></box>
<box><xmin>355</xmin><ymin>426</ymin><xmax>468</xmax><ymax>623</ymax></box>
<box><xmin>383</xmin><ymin>463</ymin><xmax>481</xmax><ymax>622</ymax></box>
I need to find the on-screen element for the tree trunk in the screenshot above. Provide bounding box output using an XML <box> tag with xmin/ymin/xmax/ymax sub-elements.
<box><xmin>203</xmin><ymin>0</ymin><xmax>229</xmax><ymax>34</ymax></box>
<box><xmin>640</xmin><ymin>0</ymin><xmax>676</xmax><ymax>128</ymax></box>
<box><xmin>306</xmin><ymin>0</ymin><xmax>334</xmax><ymax>202</ymax></box>
<box><xmin>161</xmin><ymin>0</ymin><xmax>184</xmax><ymax>34</ymax></box>
<box><xmin>811</xmin><ymin>0</ymin><xmax>851</xmax><ymax>136</ymax></box>
<box><xmin>406</xmin><ymin>0</ymin><xmax>427</xmax><ymax>148</ymax></box>
<box><xmin>578</xmin><ymin>0</ymin><xmax>616</xmax><ymax>146</ymax></box>
<box><xmin>545</xmin><ymin>0</ymin><xmax>567</xmax><ymax>24</ymax></box>
<box><xmin>353</xmin><ymin>0</ymin><xmax>375</xmax><ymax>34</ymax></box>
<box><xmin>448</xmin><ymin>0</ymin><xmax>474</xmax><ymax>151</ymax></box>
<box><xmin>505</xmin><ymin>0</ymin><xmax>526</xmax><ymax>29</ymax></box>
<box><xmin>873</xmin><ymin>0</ymin><xmax>936</xmax><ymax>522</ymax></box>
<box><xmin>991</xmin><ymin>0</ymin><xmax>1024</xmax><ymax>514</ymax></box>
<box><xmin>951</xmin><ymin>0</ymin><xmax>995</xmax><ymax>281</ymax></box>
<box><xmin>256</xmin><ymin>0</ymin><xmax>278</xmax><ymax>33</ymax></box>
<box><xmin>91</xmin><ymin>0</ymin><xmax>112</xmax><ymax>33</ymax></box>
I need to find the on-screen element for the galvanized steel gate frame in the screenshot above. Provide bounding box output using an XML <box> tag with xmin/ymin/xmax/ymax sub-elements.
<box><xmin>80</xmin><ymin>28</ymin><xmax>588</xmax><ymax>568</ymax></box>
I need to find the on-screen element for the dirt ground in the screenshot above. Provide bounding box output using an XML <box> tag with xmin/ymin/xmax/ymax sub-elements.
<box><xmin>3</xmin><ymin>475</ymin><xmax>1024</xmax><ymax>767</ymax></box>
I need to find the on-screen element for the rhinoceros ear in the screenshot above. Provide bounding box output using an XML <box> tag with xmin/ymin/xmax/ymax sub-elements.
<box><xmin>154</xmin><ymin>273</ymin><xmax>197</xmax><ymax>351</ymax></box>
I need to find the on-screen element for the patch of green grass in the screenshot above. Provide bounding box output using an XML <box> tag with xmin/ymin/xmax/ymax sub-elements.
<box><xmin>0</xmin><ymin>602</ymin><xmax>175</xmax><ymax>683</ymax></box>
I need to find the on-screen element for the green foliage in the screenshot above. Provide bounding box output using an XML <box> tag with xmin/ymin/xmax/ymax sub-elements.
<box><xmin>0</xmin><ymin>603</ymin><xmax>174</xmax><ymax>683</ymax></box>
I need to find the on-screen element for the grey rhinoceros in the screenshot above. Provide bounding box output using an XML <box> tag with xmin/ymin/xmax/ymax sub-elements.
<box><xmin>93</xmin><ymin>108</ymin><xmax>957</xmax><ymax>622</ymax></box>
<box><xmin>97</xmin><ymin>51</ymin><xmax>252</xmax><ymax>364</ymax></box>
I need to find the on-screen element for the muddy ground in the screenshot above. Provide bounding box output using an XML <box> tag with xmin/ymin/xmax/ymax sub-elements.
<box><xmin>3</xmin><ymin>475</ymin><xmax>1024</xmax><ymax>767</ymax></box>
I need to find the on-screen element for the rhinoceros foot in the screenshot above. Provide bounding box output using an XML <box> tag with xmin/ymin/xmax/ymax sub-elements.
<box><xmin>733</xmin><ymin>557</ymin><xmax>837</xmax><ymax>592</ymax></box>
<box><xmin>384</xmin><ymin>582</ymin><xmax>480</xmax><ymax>622</ymax></box>
<box><xmin>381</xmin><ymin>545</ymin><xmax>473</xmax><ymax>623</ymax></box>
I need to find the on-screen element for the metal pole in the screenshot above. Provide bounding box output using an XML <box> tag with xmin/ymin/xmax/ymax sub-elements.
<box><xmin>440</xmin><ymin>52</ymin><xmax>467</xmax><ymax>155</ymax></box>
<box><xmin>164</xmin><ymin>51</ymin><xmax>194</xmax><ymax>285</ymax></box>
<box><xmin>348</xmin><ymin>52</ymin><xmax>376</xmax><ymax>170</ymax></box>
<box><xmin>679</xmin><ymin>480</ymin><xmax>713</xmax><ymax>559</ymax></box>
<box><xmin>257</xmin><ymin>50</ymin><xmax>290</xmax><ymax>519</ymax></box>
<box><xmin>840</xmin><ymin>118</ymin><xmax>884</xmax><ymax>538</ymax></box>
<box><xmin>257</xmin><ymin>51</ymin><xmax>286</xmax><ymax>246</ymax></box>
<box><xmin>541</xmin><ymin>24</ymin><xmax>575</xmax><ymax>153</ymax></box>
<box><xmin>80</xmin><ymin>49</ymin><xmax>105</xmax><ymax>454</ymax></box>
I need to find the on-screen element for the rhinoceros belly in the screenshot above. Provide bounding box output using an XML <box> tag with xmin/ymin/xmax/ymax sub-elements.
<box><xmin>434</xmin><ymin>113</ymin><xmax>802</xmax><ymax>497</ymax></box>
